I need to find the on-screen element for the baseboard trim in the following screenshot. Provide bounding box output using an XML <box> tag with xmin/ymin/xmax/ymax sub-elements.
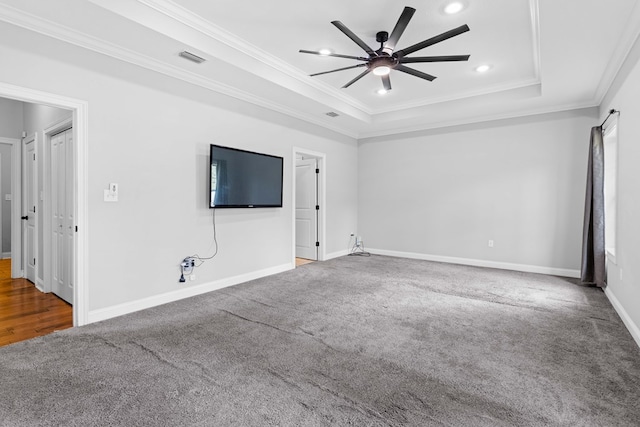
<box><xmin>1</xmin><ymin>252</ymin><xmax>11</xmax><ymax>259</ymax></box>
<box><xmin>325</xmin><ymin>249</ymin><xmax>349</xmax><ymax>260</ymax></box>
<box><xmin>604</xmin><ymin>287</ymin><xmax>640</xmax><ymax>349</ymax></box>
<box><xmin>367</xmin><ymin>248</ymin><xmax>580</xmax><ymax>278</ymax></box>
<box><xmin>35</xmin><ymin>278</ymin><xmax>45</xmax><ymax>293</ymax></box>
<box><xmin>87</xmin><ymin>263</ymin><xmax>292</xmax><ymax>324</ymax></box>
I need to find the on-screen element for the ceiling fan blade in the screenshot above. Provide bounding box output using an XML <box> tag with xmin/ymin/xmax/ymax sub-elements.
<box><xmin>299</xmin><ymin>50</ymin><xmax>369</xmax><ymax>61</ymax></box>
<box><xmin>310</xmin><ymin>63</ymin><xmax>367</xmax><ymax>77</ymax></box>
<box><xmin>396</xmin><ymin>65</ymin><xmax>437</xmax><ymax>81</ymax></box>
<box><xmin>382</xmin><ymin>74</ymin><xmax>392</xmax><ymax>91</ymax></box>
<box><xmin>400</xmin><ymin>55</ymin><xmax>470</xmax><ymax>63</ymax></box>
<box><xmin>395</xmin><ymin>25</ymin><xmax>470</xmax><ymax>58</ymax></box>
<box><xmin>343</xmin><ymin>69</ymin><xmax>372</xmax><ymax>88</ymax></box>
<box><xmin>384</xmin><ymin>6</ymin><xmax>416</xmax><ymax>54</ymax></box>
<box><xmin>331</xmin><ymin>21</ymin><xmax>376</xmax><ymax>56</ymax></box>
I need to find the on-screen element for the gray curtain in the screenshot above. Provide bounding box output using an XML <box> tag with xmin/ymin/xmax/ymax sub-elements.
<box><xmin>580</xmin><ymin>126</ymin><xmax>606</xmax><ymax>287</ymax></box>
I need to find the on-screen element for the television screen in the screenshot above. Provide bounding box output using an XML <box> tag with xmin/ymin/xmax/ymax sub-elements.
<box><xmin>210</xmin><ymin>144</ymin><xmax>283</xmax><ymax>208</ymax></box>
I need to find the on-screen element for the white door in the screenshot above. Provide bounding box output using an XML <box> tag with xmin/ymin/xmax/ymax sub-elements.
<box><xmin>51</xmin><ymin>129</ymin><xmax>74</xmax><ymax>304</ymax></box>
<box><xmin>22</xmin><ymin>135</ymin><xmax>36</xmax><ymax>283</ymax></box>
<box><xmin>295</xmin><ymin>158</ymin><xmax>318</xmax><ymax>260</ymax></box>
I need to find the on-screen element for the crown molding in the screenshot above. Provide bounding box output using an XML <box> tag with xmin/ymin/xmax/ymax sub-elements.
<box><xmin>358</xmin><ymin>100</ymin><xmax>598</xmax><ymax>140</ymax></box>
<box><xmin>594</xmin><ymin>0</ymin><xmax>640</xmax><ymax>105</ymax></box>
<box><xmin>371</xmin><ymin>78</ymin><xmax>542</xmax><ymax>116</ymax></box>
<box><xmin>0</xmin><ymin>2</ymin><xmax>358</xmax><ymax>139</ymax></box>
<box><xmin>87</xmin><ymin>0</ymin><xmax>371</xmax><ymax>122</ymax></box>
<box><xmin>132</xmin><ymin>0</ymin><xmax>373</xmax><ymax>115</ymax></box>
<box><xmin>1</xmin><ymin>0</ymin><xmax>627</xmax><ymax>142</ymax></box>
<box><xmin>100</xmin><ymin>0</ymin><xmax>547</xmax><ymax>121</ymax></box>
<box><xmin>528</xmin><ymin>0</ymin><xmax>541</xmax><ymax>80</ymax></box>
<box><xmin>370</xmin><ymin>0</ymin><xmax>542</xmax><ymax>116</ymax></box>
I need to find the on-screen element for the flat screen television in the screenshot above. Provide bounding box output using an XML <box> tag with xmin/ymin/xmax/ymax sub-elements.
<box><xmin>209</xmin><ymin>144</ymin><xmax>284</xmax><ymax>208</ymax></box>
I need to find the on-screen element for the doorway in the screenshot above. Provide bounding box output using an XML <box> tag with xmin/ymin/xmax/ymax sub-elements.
<box><xmin>0</xmin><ymin>82</ymin><xmax>88</xmax><ymax>327</ymax></box>
<box><xmin>293</xmin><ymin>148</ymin><xmax>326</xmax><ymax>267</ymax></box>
<box><xmin>295</xmin><ymin>157</ymin><xmax>318</xmax><ymax>262</ymax></box>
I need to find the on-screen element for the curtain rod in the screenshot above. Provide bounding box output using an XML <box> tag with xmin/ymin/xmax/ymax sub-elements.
<box><xmin>600</xmin><ymin>108</ymin><xmax>620</xmax><ymax>128</ymax></box>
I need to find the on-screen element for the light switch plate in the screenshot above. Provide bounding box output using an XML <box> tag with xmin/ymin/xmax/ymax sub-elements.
<box><xmin>104</xmin><ymin>189</ymin><xmax>118</xmax><ymax>202</ymax></box>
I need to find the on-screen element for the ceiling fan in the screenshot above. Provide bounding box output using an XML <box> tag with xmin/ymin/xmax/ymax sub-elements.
<box><xmin>299</xmin><ymin>6</ymin><xmax>470</xmax><ymax>91</ymax></box>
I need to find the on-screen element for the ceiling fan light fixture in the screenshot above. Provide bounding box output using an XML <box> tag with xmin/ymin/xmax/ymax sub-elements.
<box><xmin>444</xmin><ymin>2</ymin><xmax>465</xmax><ymax>14</ymax></box>
<box><xmin>475</xmin><ymin>64</ymin><xmax>491</xmax><ymax>73</ymax></box>
<box><xmin>373</xmin><ymin>65</ymin><xmax>391</xmax><ymax>76</ymax></box>
<box><xmin>299</xmin><ymin>6</ymin><xmax>471</xmax><ymax>91</ymax></box>
<box><xmin>377</xmin><ymin>88</ymin><xmax>388</xmax><ymax>95</ymax></box>
<box><xmin>319</xmin><ymin>48</ymin><xmax>332</xmax><ymax>56</ymax></box>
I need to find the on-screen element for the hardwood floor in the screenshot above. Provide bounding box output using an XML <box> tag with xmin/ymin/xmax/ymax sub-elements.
<box><xmin>0</xmin><ymin>259</ymin><xmax>72</xmax><ymax>347</ymax></box>
<box><xmin>295</xmin><ymin>257</ymin><xmax>315</xmax><ymax>267</ymax></box>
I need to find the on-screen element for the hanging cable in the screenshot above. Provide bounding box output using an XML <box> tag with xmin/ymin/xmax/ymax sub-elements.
<box><xmin>190</xmin><ymin>208</ymin><xmax>219</xmax><ymax>266</ymax></box>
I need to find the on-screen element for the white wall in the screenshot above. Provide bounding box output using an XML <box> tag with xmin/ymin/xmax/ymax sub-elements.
<box><xmin>0</xmin><ymin>24</ymin><xmax>357</xmax><ymax>316</ymax></box>
<box><xmin>358</xmin><ymin>108</ymin><xmax>598</xmax><ymax>275</ymax></box>
<box><xmin>0</xmin><ymin>97</ymin><xmax>23</xmax><ymax>137</ymax></box>
<box><xmin>0</xmin><ymin>97</ymin><xmax>22</xmax><ymax>257</ymax></box>
<box><xmin>599</xmin><ymin>34</ymin><xmax>640</xmax><ymax>345</ymax></box>
<box><xmin>0</xmin><ymin>143</ymin><xmax>13</xmax><ymax>256</ymax></box>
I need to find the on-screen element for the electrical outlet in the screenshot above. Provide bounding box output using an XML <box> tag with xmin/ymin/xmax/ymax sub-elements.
<box><xmin>488</xmin><ymin>240</ymin><xmax>494</xmax><ymax>248</ymax></box>
<box><xmin>180</xmin><ymin>257</ymin><xmax>196</xmax><ymax>283</ymax></box>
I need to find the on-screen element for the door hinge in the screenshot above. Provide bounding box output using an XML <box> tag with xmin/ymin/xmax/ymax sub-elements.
<box><xmin>33</xmin><ymin>206</ymin><xmax>36</xmax><ymax>213</ymax></box>
<box><xmin>315</xmin><ymin>205</ymin><xmax>319</xmax><ymax>210</ymax></box>
<box><xmin>33</xmin><ymin>258</ymin><xmax>36</xmax><ymax>266</ymax></box>
<box><xmin>315</xmin><ymin>241</ymin><xmax>320</xmax><ymax>247</ymax></box>
<box><xmin>33</xmin><ymin>153</ymin><xmax>35</xmax><ymax>161</ymax></box>
<box><xmin>315</xmin><ymin>168</ymin><xmax>319</xmax><ymax>174</ymax></box>
<box><xmin>75</xmin><ymin>226</ymin><xmax>78</xmax><ymax>232</ymax></box>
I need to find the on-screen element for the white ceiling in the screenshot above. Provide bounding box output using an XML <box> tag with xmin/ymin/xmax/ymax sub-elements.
<box><xmin>0</xmin><ymin>0</ymin><xmax>638</xmax><ymax>138</ymax></box>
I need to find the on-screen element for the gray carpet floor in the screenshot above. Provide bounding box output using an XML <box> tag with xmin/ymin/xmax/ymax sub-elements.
<box><xmin>1</xmin><ymin>255</ymin><xmax>640</xmax><ymax>426</ymax></box>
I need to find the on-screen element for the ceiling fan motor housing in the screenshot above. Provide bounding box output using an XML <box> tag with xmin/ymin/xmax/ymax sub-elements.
<box><xmin>369</xmin><ymin>55</ymin><xmax>397</xmax><ymax>71</ymax></box>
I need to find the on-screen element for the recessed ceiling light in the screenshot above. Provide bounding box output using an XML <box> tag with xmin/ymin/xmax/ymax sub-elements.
<box><xmin>377</xmin><ymin>89</ymin><xmax>388</xmax><ymax>95</ymax></box>
<box><xmin>475</xmin><ymin>64</ymin><xmax>491</xmax><ymax>73</ymax></box>
<box><xmin>444</xmin><ymin>2</ymin><xmax>465</xmax><ymax>14</ymax></box>
<box><xmin>373</xmin><ymin>66</ymin><xmax>391</xmax><ymax>76</ymax></box>
<box><xmin>319</xmin><ymin>48</ymin><xmax>332</xmax><ymax>56</ymax></box>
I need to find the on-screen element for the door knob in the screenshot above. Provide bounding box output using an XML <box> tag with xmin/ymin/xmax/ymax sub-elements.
<box><xmin>21</xmin><ymin>215</ymin><xmax>28</xmax><ymax>220</ymax></box>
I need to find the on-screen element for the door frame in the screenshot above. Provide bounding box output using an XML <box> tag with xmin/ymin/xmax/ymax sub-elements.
<box><xmin>21</xmin><ymin>133</ymin><xmax>38</xmax><ymax>287</ymax></box>
<box><xmin>1</xmin><ymin>81</ymin><xmax>88</xmax><ymax>327</ymax></box>
<box><xmin>292</xmin><ymin>147</ymin><xmax>326</xmax><ymax>266</ymax></box>
<box><xmin>0</xmin><ymin>152</ymin><xmax>2</xmax><ymax>257</ymax></box>
<box><xmin>0</xmin><ymin>137</ymin><xmax>22</xmax><ymax>276</ymax></box>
